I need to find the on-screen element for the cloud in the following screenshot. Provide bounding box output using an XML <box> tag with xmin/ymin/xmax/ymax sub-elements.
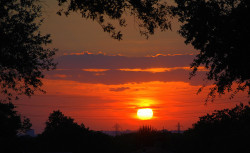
<box><xmin>81</xmin><ymin>69</ymin><xmax>110</xmax><ymax>72</ymax></box>
<box><xmin>119</xmin><ymin>67</ymin><xmax>192</xmax><ymax>73</ymax></box>
<box><xmin>56</xmin><ymin>52</ymin><xmax>196</xmax><ymax>69</ymax></box>
<box><xmin>47</xmin><ymin>68</ymin><xmax>207</xmax><ymax>86</ymax></box>
<box><xmin>109</xmin><ymin>87</ymin><xmax>130</xmax><ymax>92</ymax></box>
<box><xmin>52</xmin><ymin>74</ymin><xmax>68</xmax><ymax>78</ymax></box>
<box><xmin>46</xmin><ymin>53</ymin><xmax>208</xmax><ymax>86</ymax></box>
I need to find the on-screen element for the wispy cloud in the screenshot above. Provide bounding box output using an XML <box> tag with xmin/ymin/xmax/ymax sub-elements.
<box><xmin>56</xmin><ymin>53</ymin><xmax>196</xmax><ymax>69</ymax></box>
<box><xmin>46</xmin><ymin>53</ymin><xmax>208</xmax><ymax>86</ymax></box>
<box><xmin>119</xmin><ymin>67</ymin><xmax>207</xmax><ymax>73</ymax></box>
<box><xmin>109</xmin><ymin>87</ymin><xmax>130</xmax><ymax>92</ymax></box>
<box><xmin>52</xmin><ymin>74</ymin><xmax>69</xmax><ymax>78</ymax></box>
<box><xmin>82</xmin><ymin>69</ymin><xmax>110</xmax><ymax>72</ymax></box>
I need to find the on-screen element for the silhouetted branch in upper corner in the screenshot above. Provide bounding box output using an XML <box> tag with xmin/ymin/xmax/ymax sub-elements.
<box><xmin>56</xmin><ymin>0</ymin><xmax>173</xmax><ymax>40</ymax></box>
<box><xmin>0</xmin><ymin>0</ymin><xmax>57</xmax><ymax>101</ymax></box>
<box><xmin>173</xmin><ymin>0</ymin><xmax>250</xmax><ymax>101</ymax></box>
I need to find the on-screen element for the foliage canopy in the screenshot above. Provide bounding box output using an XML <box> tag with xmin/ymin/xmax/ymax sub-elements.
<box><xmin>185</xmin><ymin>103</ymin><xmax>250</xmax><ymax>152</ymax></box>
<box><xmin>41</xmin><ymin>110</ymin><xmax>112</xmax><ymax>153</ymax></box>
<box><xmin>0</xmin><ymin>0</ymin><xmax>56</xmax><ymax>101</ymax></box>
<box><xmin>56</xmin><ymin>0</ymin><xmax>173</xmax><ymax>40</ymax></box>
<box><xmin>174</xmin><ymin>0</ymin><xmax>250</xmax><ymax>100</ymax></box>
<box><xmin>0</xmin><ymin>102</ymin><xmax>32</xmax><ymax>138</ymax></box>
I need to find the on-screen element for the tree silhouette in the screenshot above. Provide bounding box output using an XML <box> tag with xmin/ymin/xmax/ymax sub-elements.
<box><xmin>56</xmin><ymin>0</ymin><xmax>173</xmax><ymax>40</ymax></box>
<box><xmin>0</xmin><ymin>102</ymin><xmax>32</xmax><ymax>138</ymax></box>
<box><xmin>44</xmin><ymin>110</ymin><xmax>86</xmax><ymax>132</ymax></box>
<box><xmin>173</xmin><ymin>0</ymin><xmax>250</xmax><ymax>100</ymax></box>
<box><xmin>185</xmin><ymin>103</ymin><xmax>250</xmax><ymax>152</ymax></box>
<box><xmin>0</xmin><ymin>101</ymin><xmax>32</xmax><ymax>152</ymax></box>
<box><xmin>41</xmin><ymin>110</ymin><xmax>87</xmax><ymax>152</ymax></box>
<box><xmin>0</xmin><ymin>0</ymin><xmax>56</xmax><ymax>101</ymax></box>
<box><xmin>40</xmin><ymin>110</ymin><xmax>113</xmax><ymax>153</ymax></box>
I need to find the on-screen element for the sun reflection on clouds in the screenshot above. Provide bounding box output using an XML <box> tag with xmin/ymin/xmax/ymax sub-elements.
<box><xmin>127</xmin><ymin>98</ymin><xmax>159</xmax><ymax>120</ymax></box>
<box><xmin>135</xmin><ymin>98</ymin><xmax>156</xmax><ymax>108</ymax></box>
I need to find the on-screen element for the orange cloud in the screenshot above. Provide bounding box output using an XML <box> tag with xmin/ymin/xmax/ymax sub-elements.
<box><xmin>118</xmin><ymin>67</ymin><xmax>207</xmax><ymax>73</ymax></box>
<box><xmin>150</xmin><ymin>53</ymin><xmax>197</xmax><ymax>57</ymax></box>
<box><xmin>52</xmin><ymin>74</ymin><xmax>68</xmax><ymax>78</ymax></box>
<box><xmin>63</xmin><ymin>51</ymin><xmax>94</xmax><ymax>55</ymax></box>
<box><xmin>82</xmin><ymin>69</ymin><xmax>110</xmax><ymax>72</ymax></box>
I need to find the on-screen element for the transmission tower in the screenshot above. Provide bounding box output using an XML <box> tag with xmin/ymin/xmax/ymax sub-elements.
<box><xmin>113</xmin><ymin>123</ymin><xmax>121</xmax><ymax>136</ymax></box>
<box><xmin>177</xmin><ymin>122</ymin><xmax>183</xmax><ymax>133</ymax></box>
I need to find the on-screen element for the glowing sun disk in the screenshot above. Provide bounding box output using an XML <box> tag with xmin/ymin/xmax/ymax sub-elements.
<box><xmin>137</xmin><ymin>108</ymin><xmax>153</xmax><ymax>120</ymax></box>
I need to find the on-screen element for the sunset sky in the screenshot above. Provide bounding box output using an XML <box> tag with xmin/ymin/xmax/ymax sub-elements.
<box><xmin>14</xmin><ymin>0</ymin><xmax>249</xmax><ymax>134</ymax></box>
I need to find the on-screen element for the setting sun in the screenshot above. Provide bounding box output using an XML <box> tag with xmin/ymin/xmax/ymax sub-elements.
<box><xmin>137</xmin><ymin>108</ymin><xmax>153</xmax><ymax>120</ymax></box>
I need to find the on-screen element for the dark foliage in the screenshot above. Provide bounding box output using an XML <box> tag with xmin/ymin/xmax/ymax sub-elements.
<box><xmin>0</xmin><ymin>102</ymin><xmax>32</xmax><ymax>138</ymax></box>
<box><xmin>0</xmin><ymin>102</ymin><xmax>21</xmax><ymax>138</ymax></box>
<box><xmin>183</xmin><ymin>102</ymin><xmax>250</xmax><ymax>153</ymax></box>
<box><xmin>174</xmin><ymin>0</ymin><xmax>250</xmax><ymax>100</ymax></box>
<box><xmin>113</xmin><ymin>126</ymin><xmax>182</xmax><ymax>153</ymax></box>
<box><xmin>0</xmin><ymin>101</ymin><xmax>32</xmax><ymax>153</ymax></box>
<box><xmin>38</xmin><ymin>110</ymin><xmax>113</xmax><ymax>153</ymax></box>
<box><xmin>0</xmin><ymin>0</ymin><xmax>56</xmax><ymax>101</ymax></box>
<box><xmin>56</xmin><ymin>0</ymin><xmax>173</xmax><ymax>40</ymax></box>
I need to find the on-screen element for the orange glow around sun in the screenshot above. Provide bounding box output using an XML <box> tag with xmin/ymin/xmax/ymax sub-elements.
<box><xmin>137</xmin><ymin>108</ymin><xmax>153</xmax><ymax>120</ymax></box>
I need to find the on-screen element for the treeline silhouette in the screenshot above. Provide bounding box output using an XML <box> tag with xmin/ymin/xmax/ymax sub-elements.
<box><xmin>1</xmin><ymin>102</ymin><xmax>249</xmax><ymax>153</ymax></box>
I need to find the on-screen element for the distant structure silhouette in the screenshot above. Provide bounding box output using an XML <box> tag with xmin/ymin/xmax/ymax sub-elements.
<box><xmin>113</xmin><ymin>123</ymin><xmax>121</xmax><ymax>136</ymax></box>
<box><xmin>177</xmin><ymin>122</ymin><xmax>183</xmax><ymax>133</ymax></box>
